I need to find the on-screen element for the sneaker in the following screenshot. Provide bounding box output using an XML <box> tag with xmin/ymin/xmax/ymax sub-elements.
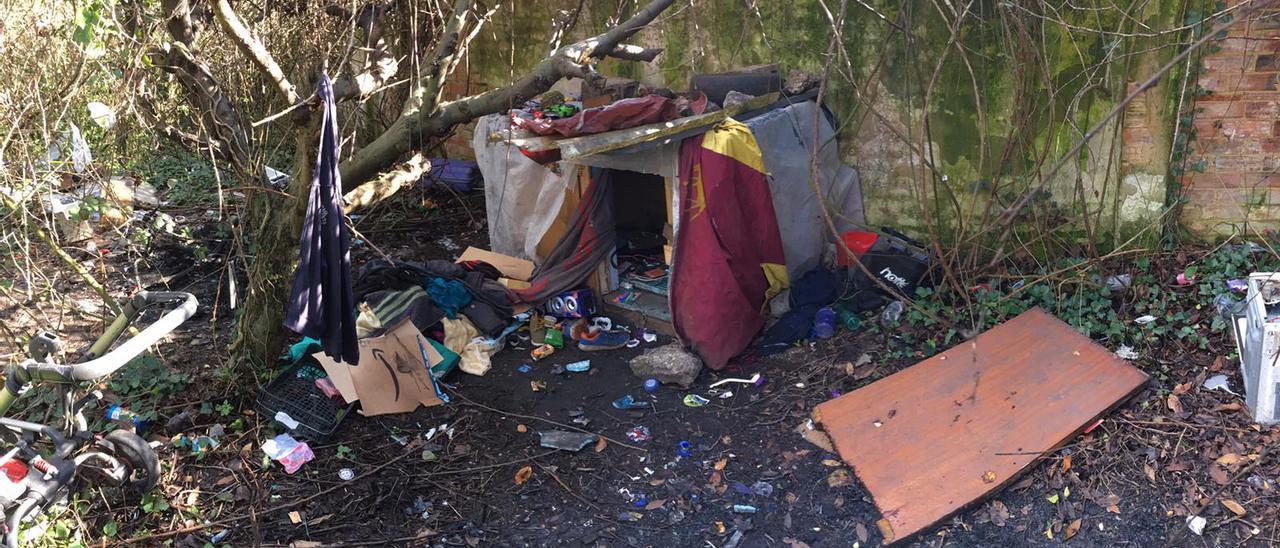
<box><xmin>565</xmin><ymin>318</ymin><xmax>591</xmax><ymax>342</ymax></box>
<box><xmin>578</xmin><ymin>329</ymin><xmax>631</xmax><ymax>351</ymax></box>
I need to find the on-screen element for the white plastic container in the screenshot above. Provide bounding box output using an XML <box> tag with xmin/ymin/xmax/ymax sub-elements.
<box><xmin>1231</xmin><ymin>273</ymin><xmax>1280</xmax><ymax>424</ymax></box>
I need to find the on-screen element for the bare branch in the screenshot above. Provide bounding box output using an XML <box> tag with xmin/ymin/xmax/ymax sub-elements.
<box><xmin>608</xmin><ymin>43</ymin><xmax>663</xmax><ymax>62</ymax></box>
<box><xmin>331</xmin><ymin>3</ymin><xmax>399</xmax><ymax>102</ymax></box>
<box><xmin>340</xmin><ymin>0</ymin><xmax>675</xmax><ymax>198</ymax></box>
<box><xmin>403</xmin><ymin>0</ymin><xmax>475</xmax><ymax>116</ymax></box>
<box><xmin>343</xmin><ymin>153</ymin><xmax>431</xmax><ymax>213</ymax></box>
<box><xmin>210</xmin><ymin>0</ymin><xmax>299</xmax><ymax>104</ymax></box>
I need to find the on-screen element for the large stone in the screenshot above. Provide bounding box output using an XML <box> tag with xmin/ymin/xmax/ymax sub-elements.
<box><xmin>629</xmin><ymin>343</ymin><xmax>703</xmax><ymax>387</ymax></box>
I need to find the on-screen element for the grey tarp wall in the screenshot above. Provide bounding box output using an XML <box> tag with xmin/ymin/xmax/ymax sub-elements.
<box><xmin>472</xmin><ymin>114</ymin><xmax>579</xmax><ymax>262</ymax></box>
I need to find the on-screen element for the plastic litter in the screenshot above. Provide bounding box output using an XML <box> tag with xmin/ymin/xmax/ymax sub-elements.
<box><xmin>404</xmin><ymin>496</ymin><xmax>431</xmax><ymax>519</ymax></box>
<box><xmin>644</xmin><ymin>378</ymin><xmax>660</xmax><ymax>393</ymax></box>
<box><xmin>1115</xmin><ymin>345</ymin><xmax>1139</xmax><ymax>360</ymax></box>
<box><xmin>315</xmin><ymin>377</ymin><xmax>341</xmax><ymax>399</ymax></box>
<box><xmin>538</xmin><ymin>430</ymin><xmax>598</xmax><ymax>451</ymax></box>
<box><xmin>732</xmin><ymin>504</ymin><xmax>758</xmax><ymax>514</ymax></box>
<box><xmin>718</xmin><ymin>390</ymin><xmax>735</xmax><ymax>399</ymax></box>
<box><xmin>709</xmin><ymin>373</ymin><xmax>763</xmax><ymax>389</ymax></box>
<box><xmin>274</xmin><ymin>411</ymin><xmax>301</xmax><ymax>430</ymax></box>
<box><xmin>625</xmin><ymin>339</ymin><xmax>641</xmax><ymax>348</ymax></box>
<box><xmin>1228</xmin><ymin>279</ymin><xmax>1248</xmax><ymax>293</ymax></box>
<box><xmin>1134</xmin><ymin>315</ymin><xmax>1156</xmax><ymax>325</ymax></box>
<box><xmin>105</xmin><ymin>404</ymin><xmax>145</xmax><ymax>433</ymax></box>
<box><xmin>642</xmin><ymin>331</ymin><xmax>658</xmax><ymax>343</ymax></box>
<box><xmin>338</xmin><ymin>468</ymin><xmax>355</xmax><ymax>481</ymax></box>
<box><xmin>1187</xmin><ymin>515</ymin><xmax>1207</xmax><ymax>535</ymax></box>
<box><xmin>814</xmin><ymin>307</ymin><xmax>837</xmax><ymax>339</ymax></box>
<box><xmin>209</xmin><ymin>530</ymin><xmax>231</xmax><ymax>544</ymax></box>
<box><xmin>1203</xmin><ymin>374</ymin><xmax>1239</xmax><ymax>396</ymax></box>
<box><xmin>261</xmin><ymin>433</ymin><xmax>313</xmax><ymax>474</ymax></box>
<box><xmin>612</xmin><ymin>395</ymin><xmax>649</xmax><ymax>410</ymax></box>
<box><xmin>632</xmin><ymin>494</ymin><xmax>648</xmax><ymax>508</ymax></box>
<box><xmin>1105</xmin><ymin>274</ymin><xmax>1133</xmax><ymax>293</ymax></box>
<box><xmin>676</xmin><ymin>440</ymin><xmax>693</xmax><ymax>458</ymax></box>
<box><xmin>683</xmin><ymin>394</ymin><xmax>710</xmax><ymax>407</ymax></box>
<box><xmin>517</xmin><ymin>364</ymin><xmax>532</xmax><ymax>373</ymax></box>
<box><xmin>626</xmin><ymin>426</ymin><xmax>652</xmax><ymax>443</ymax></box>
<box><xmin>617</xmin><ymin>511</ymin><xmax>642</xmax><ymax>522</ymax></box>
<box><xmin>752</xmin><ymin>481</ymin><xmax>774</xmax><ymax>497</ymax></box>
<box><xmin>835</xmin><ymin>305</ymin><xmax>861</xmax><ymax>330</ymax></box>
<box><xmin>565</xmin><ymin>360</ymin><xmax>591</xmax><ymax>373</ymax></box>
<box><xmin>544</xmin><ymin>327</ymin><xmax>565</xmax><ymax>349</ymax></box>
<box><xmin>1215</xmin><ymin>294</ymin><xmax>1244</xmax><ymax>319</ymax></box>
<box><xmin>880</xmin><ymin>300</ymin><xmax>905</xmax><ymax>324</ymax></box>
<box><xmin>1176</xmin><ymin>272</ymin><xmax>1194</xmax><ymax>285</ymax></box>
<box><xmin>531</xmin><ymin>344</ymin><xmax>555</xmax><ymax>361</ymax></box>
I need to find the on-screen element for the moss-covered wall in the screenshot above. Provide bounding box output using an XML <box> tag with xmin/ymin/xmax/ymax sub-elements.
<box><xmin>470</xmin><ymin>1</ymin><xmax>1203</xmax><ymax>249</ymax></box>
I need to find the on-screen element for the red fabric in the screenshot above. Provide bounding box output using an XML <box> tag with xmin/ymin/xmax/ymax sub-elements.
<box><xmin>669</xmin><ymin>133</ymin><xmax>786</xmax><ymax>370</ymax></box>
<box><xmin>837</xmin><ymin>231</ymin><xmax>880</xmax><ymax>267</ymax></box>
<box><xmin>513</xmin><ymin>95</ymin><xmax>682</xmax><ymax>138</ymax></box>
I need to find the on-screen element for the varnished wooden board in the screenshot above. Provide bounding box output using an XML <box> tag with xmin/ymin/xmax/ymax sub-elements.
<box><xmin>813</xmin><ymin>307</ymin><xmax>1149</xmax><ymax>544</ymax></box>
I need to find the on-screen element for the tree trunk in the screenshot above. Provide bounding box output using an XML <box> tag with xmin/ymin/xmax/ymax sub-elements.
<box><xmin>227</xmin><ymin>124</ymin><xmax>318</xmax><ymax>371</ymax></box>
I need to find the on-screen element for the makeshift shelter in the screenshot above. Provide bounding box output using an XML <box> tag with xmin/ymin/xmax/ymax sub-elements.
<box><xmin>472</xmin><ymin>93</ymin><xmax>864</xmax><ymax>369</ymax></box>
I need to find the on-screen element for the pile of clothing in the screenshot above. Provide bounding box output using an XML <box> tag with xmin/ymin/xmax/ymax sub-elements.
<box><xmin>352</xmin><ymin>259</ymin><xmax>517</xmax><ymax>376</ymax></box>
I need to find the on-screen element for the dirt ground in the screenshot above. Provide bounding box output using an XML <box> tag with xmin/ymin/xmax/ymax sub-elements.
<box><xmin>8</xmin><ymin>188</ymin><xmax>1278</xmax><ymax>547</ymax></box>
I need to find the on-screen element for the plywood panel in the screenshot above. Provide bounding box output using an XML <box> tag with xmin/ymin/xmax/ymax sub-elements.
<box><xmin>813</xmin><ymin>308</ymin><xmax>1149</xmax><ymax>544</ymax></box>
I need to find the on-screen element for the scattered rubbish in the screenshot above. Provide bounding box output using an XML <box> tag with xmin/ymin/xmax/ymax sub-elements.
<box><xmin>1176</xmin><ymin>272</ymin><xmax>1194</xmax><ymax>285</ymax></box>
<box><xmin>1104</xmin><ymin>274</ymin><xmax>1132</xmax><ymax>293</ymax></box>
<box><xmin>880</xmin><ymin>300</ymin><xmax>904</xmax><ymax>324</ymax></box>
<box><xmin>752</xmin><ymin>481</ymin><xmax>774</xmax><ymax>497</ymax></box>
<box><xmin>338</xmin><ymin>468</ymin><xmax>355</xmax><ymax>481</ymax></box>
<box><xmin>538</xmin><ymin>430</ymin><xmax>599</xmax><ymax>451</ymax></box>
<box><xmin>209</xmin><ymin>530</ymin><xmax>230</xmax><ymax>544</ymax></box>
<box><xmin>813</xmin><ymin>308</ymin><xmax>1149</xmax><ymax>542</ymax></box>
<box><xmin>795</xmin><ymin>419</ymin><xmax>836</xmax><ymax>452</ymax></box>
<box><xmin>644</xmin><ymin>378</ymin><xmax>660</xmax><ymax>393</ymax></box>
<box><xmin>532</xmin><ymin>344</ymin><xmax>556</xmax><ymax>360</ymax></box>
<box><xmin>565</xmin><ymin>360</ymin><xmax>591</xmax><ymax>373</ymax></box>
<box><xmin>516</xmin><ymin>364</ymin><xmax>532</xmax><ymax>373</ymax></box>
<box><xmin>288</xmin><ymin>511</ymin><xmax>303</xmax><ymax>524</ymax></box>
<box><xmin>732</xmin><ymin>504</ymin><xmax>758</xmax><ymax>514</ymax></box>
<box><xmin>105</xmin><ymin>404</ymin><xmax>145</xmax><ymax>433</ymax></box>
<box><xmin>632</xmin><ymin>494</ymin><xmax>648</xmax><ymax>507</ymax></box>
<box><xmin>1115</xmin><ymin>345</ymin><xmax>1139</xmax><ymax>360</ymax></box>
<box><xmin>642</xmin><ymin>331</ymin><xmax>658</xmax><ymax>343</ymax></box>
<box><xmin>1186</xmin><ymin>515</ymin><xmax>1207</xmax><ymax>535</ymax></box>
<box><xmin>683</xmin><ymin>394</ymin><xmax>710</xmax><ymax>407</ymax></box>
<box><xmin>164</xmin><ymin>407</ymin><xmax>197</xmax><ymax>433</ymax></box>
<box><xmin>262</xmin><ymin>433</ymin><xmax>314</xmax><ymax>474</ymax></box>
<box><xmin>1134</xmin><ymin>315</ymin><xmax>1156</xmax><ymax>325</ymax></box>
<box><xmin>626</xmin><ymin>339</ymin><xmax>640</xmax><ymax>348</ymax></box>
<box><xmin>626</xmin><ymin>426</ymin><xmax>652</xmax><ymax>443</ymax></box>
<box><xmin>835</xmin><ymin>305</ymin><xmax>861</xmax><ymax>330</ymax></box>
<box><xmin>617</xmin><ymin>511</ymin><xmax>643</xmax><ymax>522</ymax></box>
<box><xmin>315</xmin><ymin>377</ymin><xmax>341</xmax><ymax>399</ymax></box>
<box><xmin>629</xmin><ymin>343</ymin><xmax>703</xmax><ymax>388</ymax></box>
<box><xmin>1228</xmin><ymin>279</ymin><xmax>1248</xmax><ymax>293</ymax></box>
<box><xmin>544</xmin><ymin>326</ymin><xmax>565</xmax><ymax>349</ymax></box>
<box><xmin>1248</xmin><ymin>474</ymin><xmax>1276</xmax><ymax>490</ymax></box>
<box><xmin>827</xmin><ymin>468</ymin><xmax>853</xmax><ymax>487</ymax></box>
<box><xmin>612</xmin><ymin>395</ymin><xmax>649</xmax><ymax>410</ymax></box>
<box><xmin>530</xmin><ymin>380</ymin><xmax>547</xmax><ymax>392</ymax></box>
<box><xmin>404</xmin><ymin>496</ymin><xmax>432</xmax><ymax>519</ymax></box>
<box><xmin>709</xmin><ymin>373</ymin><xmax>763</xmax><ymax>389</ymax></box>
<box><xmin>718</xmin><ymin>390</ymin><xmax>735</xmax><ymax>399</ymax></box>
<box><xmin>1215</xmin><ymin>294</ymin><xmax>1244</xmax><ymax>319</ymax></box>
<box><xmin>676</xmin><ymin>440</ymin><xmax>693</xmax><ymax>458</ymax></box>
<box><xmin>175</xmin><ymin>434</ymin><xmax>219</xmax><ymax>454</ymax></box>
<box><xmin>274</xmin><ymin>411</ymin><xmax>301</xmax><ymax>430</ymax></box>
<box><xmin>1203</xmin><ymin>374</ymin><xmax>1239</xmax><ymax>395</ymax></box>
<box><xmin>813</xmin><ymin>307</ymin><xmax>837</xmax><ymax>339</ymax></box>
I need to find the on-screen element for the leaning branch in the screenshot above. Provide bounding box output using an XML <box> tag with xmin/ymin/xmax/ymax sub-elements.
<box><xmin>339</xmin><ymin>0</ymin><xmax>675</xmax><ymax>208</ymax></box>
<box><xmin>210</xmin><ymin>0</ymin><xmax>299</xmax><ymax>104</ymax></box>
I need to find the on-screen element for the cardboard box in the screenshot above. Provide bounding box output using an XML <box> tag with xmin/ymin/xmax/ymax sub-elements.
<box><xmin>312</xmin><ymin>320</ymin><xmax>447</xmax><ymax>416</ymax></box>
<box><xmin>456</xmin><ymin>246</ymin><xmax>535</xmax><ymax>281</ymax></box>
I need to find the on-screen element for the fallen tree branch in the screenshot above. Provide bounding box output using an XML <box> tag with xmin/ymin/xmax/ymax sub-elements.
<box><xmin>339</xmin><ymin>0</ymin><xmax>675</xmax><ymax>206</ymax></box>
<box><xmin>210</xmin><ymin>0</ymin><xmax>299</xmax><ymax>104</ymax></box>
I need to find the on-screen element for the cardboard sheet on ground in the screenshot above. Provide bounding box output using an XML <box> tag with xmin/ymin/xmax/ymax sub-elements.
<box><xmin>813</xmin><ymin>308</ymin><xmax>1149</xmax><ymax>544</ymax></box>
<box><xmin>313</xmin><ymin>319</ymin><xmax>445</xmax><ymax>416</ymax></box>
<box><xmin>456</xmin><ymin>246</ymin><xmax>534</xmax><ymax>281</ymax></box>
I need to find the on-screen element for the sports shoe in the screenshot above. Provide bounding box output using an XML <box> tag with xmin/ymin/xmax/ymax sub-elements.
<box><xmin>578</xmin><ymin>328</ymin><xmax>631</xmax><ymax>351</ymax></box>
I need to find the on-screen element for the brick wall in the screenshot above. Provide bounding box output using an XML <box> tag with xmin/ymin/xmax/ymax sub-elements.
<box><xmin>1183</xmin><ymin>9</ymin><xmax>1280</xmax><ymax>235</ymax></box>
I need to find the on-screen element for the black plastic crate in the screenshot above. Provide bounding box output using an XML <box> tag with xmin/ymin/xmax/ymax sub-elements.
<box><xmin>255</xmin><ymin>358</ymin><xmax>354</xmax><ymax>442</ymax></box>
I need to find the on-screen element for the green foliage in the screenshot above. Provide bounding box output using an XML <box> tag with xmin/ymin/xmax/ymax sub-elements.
<box><xmin>140</xmin><ymin>492</ymin><xmax>170</xmax><ymax>514</ymax></box>
<box><xmin>107</xmin><ymin>354</ymin><xmax>191</xmax><ymax>420</ymax></box>
<box><xmin>335</xmin><ymin>445</ymin><xmax>355</xmax><ymax>460</ymax></box>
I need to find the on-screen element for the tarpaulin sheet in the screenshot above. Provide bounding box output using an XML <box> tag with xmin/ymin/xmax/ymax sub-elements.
<box><xmin>746</xmin><ymin>100</ymin><xmax>864</xmax><ymax>279</ymax></box>
<box><xmin>515</xmin><ymin>170</ymin><xmax>616</xmax><ymax>304</ymax></box>
<box><xmin>512</xmin><ymin>95</ymin><xmax>681</xmax><ymax>138</ymax></box>
<box><xmin>472</xmin><ymin>114</ymin><xmax>577</xmax><ymax>262</ymax></box>
<box><xmin>670</xmin><ymin>120</ymin><xmax>787</xmax><ymax>370</ymax></box>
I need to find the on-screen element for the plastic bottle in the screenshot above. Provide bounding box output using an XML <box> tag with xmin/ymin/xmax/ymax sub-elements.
<box><xmin>676</xmin><ymin>440</ymin><xmax>693</xmax><ymax>458</ymax></box>
<box><xmin>813</xmin><ymin>307</ymin><xmax>837</xmax><ymax>339</ymax></box>
<box><xmin>106</xmin><ymin>404</ymin><xmax>145</xmax><ymax>433</ymax></box>
<box><xmin>880</xmin><ymin>300</ymin><xmax>905</xmax><ymax>325</ymax></box>
<box><xmin>834</xmin><ymin>305</ymin><xmax>861</xmax><ymax>330</ymax></box>
<box><xmin>643</xmin><ymin>378</ymin><xmax>660</xmax><ymax>393</ymax></box>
